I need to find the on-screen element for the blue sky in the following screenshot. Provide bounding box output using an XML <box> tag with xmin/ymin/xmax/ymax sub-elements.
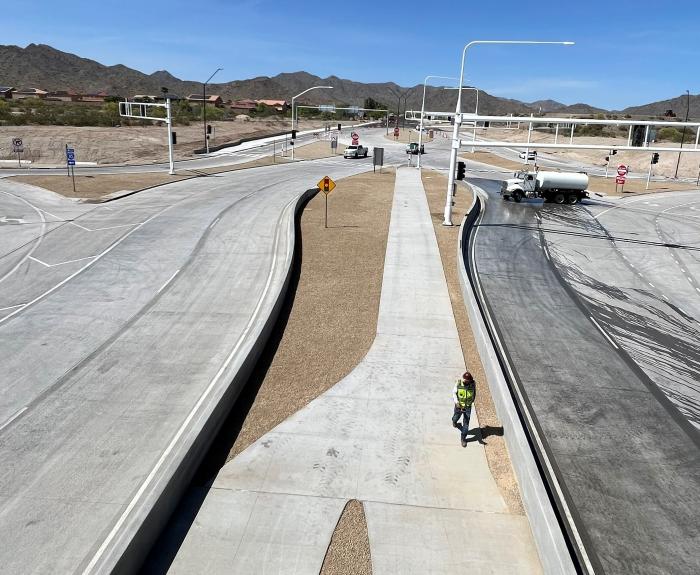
<box><xmin>4</xmin><ymin>0</ymin><xmax>698</xmax><ymax>109</ymax></box>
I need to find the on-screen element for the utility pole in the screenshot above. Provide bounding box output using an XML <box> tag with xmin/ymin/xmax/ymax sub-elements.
<box><xmin>674</xmin><ymin>90</ymin><xmax>690</xmax><ymax>179</ymax></box>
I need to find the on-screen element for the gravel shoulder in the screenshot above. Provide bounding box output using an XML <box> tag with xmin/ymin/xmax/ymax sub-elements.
<box><xmin>421</xmin><ymin>169</ymin><xmax>525</xmax><ymax>515</ymax></box>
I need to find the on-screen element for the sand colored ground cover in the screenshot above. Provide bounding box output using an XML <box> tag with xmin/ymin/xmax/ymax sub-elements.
<box><xmin>0</xmin><ymin>119</ymin><xmax>345</xmax><ymax>166</ymax></box>
<box><xmin>421</xmin><ymin>169</ymin><xmax>525</xmax><ymax>515</ymax></box>
<box><xmin>9</xmin><ymin>140</ymin><xmax>338</xmax><ymax>200</ymax></box>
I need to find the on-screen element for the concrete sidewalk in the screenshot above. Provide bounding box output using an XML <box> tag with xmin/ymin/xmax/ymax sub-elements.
<box><xmin>168</xmin><ymin>167</ymin><xmax>541</xmax><ymax>574</ymax></box>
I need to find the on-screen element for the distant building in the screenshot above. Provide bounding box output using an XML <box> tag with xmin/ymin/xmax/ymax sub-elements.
<box><xmin>46</xmin><ymin>90</ymin><xmax>80</xmax><ymax>102</ymax></box>
<box><xmin>230</xmin><ymin>99</ymin><xmax>257</xmax><ymax>111</ymax></box>
<box><xmin>0</xmin><ymin>87</ymin><xmax>14</xmax><ymax>99</ymax></box>
<box><xmin>187</xmin><ymin>94</ymin><xmax>223</xmax><ymax>107</ymax></box>
<box><xmin>80</xmin><ymin>92</ymin><xmax>109</xmax><ymax>103</ymax></box>
<box><xmin>12</xmin><ymin>88</ymin><xmax>48</xmax><ymax>100</ymax></box>
<box><xmin>256</xmin><ymin>99</ymin><xmax>288</xmax><ymax>112</ymax></box>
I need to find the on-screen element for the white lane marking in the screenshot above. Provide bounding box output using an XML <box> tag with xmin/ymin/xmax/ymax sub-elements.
<box><xmin>157</xmin><ymin>269</ymin><xmax>179</xmax><ymax>294</ymax></box>
<box><xmin>29</xmin><ymin>255</ymin><xmax>97</xmax><ymax>268</ymax></box>
<box><xmin>696</xmin><ymin>288</ymin><xmax>700</xmax><ymax>294</ymax></box>
<box><xmin>680</xmin><ymin>268</ymin><xmax>686</xmax><ymax>273</ymax></box>
<box><xmin>0</xmin><ymin>303</ymin><xmax>26</xmax><ymax>312</ymax></box>
<box><xmin>209</xmin><ymin>217</ymin><xmax>220</xmax><ymax>229</ymax></box>
<box><xmin>687</xmin><ymin>277</ymin><xmax>694</xmax><ymax>284</ymax></box>
<box><xmin>590</xmin><ymin>316</ymin><xmax>619</xmax><ymax>349</ymax></box>
<box><xmin>0</xmin><ymin>191</ymin><xmax>47</xmax><ymax>285</ymax></box>
<box><xmin>0</xmin><ymin>407</ymin><xmax>27</xmax><ymax>432</ymax></box>
<box><xmin>648</xmin><ymin>283</ymin><xmax>655</xmax><ymax>288</ymax></box>
<box><xmin>82</xmin><ymin>194</ymin><xmax>298</xmax><ymax>575</ymax></box>
<box><xmin>0</xmin><ymin>204</ymin><xmax>175</xmax><ymax>326</ymax></box>
<box><xmin>662</xmin><ymin>294</ymin><xmax>669</xmax><ymax>301</ymax></box>
<box><xmin>544</xmin><ymin>249</ymin><xmax>550</xmax><ymax>261</ymax></box>
<box><xmin>70</xmin><ymin>221</ymin><xmax>140</xmax><ymax>232</ymax></box>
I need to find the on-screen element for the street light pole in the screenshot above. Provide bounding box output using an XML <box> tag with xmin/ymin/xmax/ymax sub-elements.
<box><xmin>203</xmin><ymin>67</ymin><xmax>223</xmax><ymax>154</ymax></box>
<box><xmin>443</xmin><ymin>40</ymin><xmax>574</xmax><ymax>226</ymax></box>
<box><xmin>418</xmin><ymin>75</ymin><xmax>458</xmax><ymax>169</ymax></box>
<box><xmin>291</xmin><ymin>85</ymin><xmax>333</xmax><ymax>160</ymax></box>
<box><xmin>674</xmin><ymin>89</ymin><xmax>691</xmax><ymax>179</ymax></box>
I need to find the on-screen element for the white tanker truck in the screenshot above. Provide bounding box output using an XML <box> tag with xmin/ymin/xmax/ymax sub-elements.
<box><xmin>501</xmin><ymin>171</ymin><xmax>589</xmax><ymax>204</ymax></box>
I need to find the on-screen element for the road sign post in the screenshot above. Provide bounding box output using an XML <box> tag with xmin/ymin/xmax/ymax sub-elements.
<box><xmin>66</xmin><ymin>145</ymin><xmax>77</xmax><ymax>193</ymax></box>
<box><xmin>373</xmin><ymin>147</ymin><xmax>384</xmax><ymax>173</ymax></box>
<box><xmin>12</xmin><ymin>138</ymin><xmax>23</xmax><ymax>168</ymax></box>
<box><xmin>317</xmin><ymin>175</ymin><xmax>336</xmax><ymax>228</ymax></box>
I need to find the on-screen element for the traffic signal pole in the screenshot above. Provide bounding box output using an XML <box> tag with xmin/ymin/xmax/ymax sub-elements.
<box><xmin>646</xmin><ymin>154</ymin><xmax>653</xmax><ymax>190</ymax></box>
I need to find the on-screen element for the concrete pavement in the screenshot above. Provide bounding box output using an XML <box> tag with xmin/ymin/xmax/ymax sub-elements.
<box><xmin>168</xmin><ymin>167</ymin><xmax>542</xmax><ymax>574</ymax></box>
<box><xmin>0</xmin><ymin>156</ymin><xmax>379</xmax><ymax>573</ymax></box>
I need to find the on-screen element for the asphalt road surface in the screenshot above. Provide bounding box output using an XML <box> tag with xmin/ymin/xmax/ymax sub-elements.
<box><xmin>470</xmin><ymin>175</ymin><xmax>700</xmax><ymax>574</ymax></box>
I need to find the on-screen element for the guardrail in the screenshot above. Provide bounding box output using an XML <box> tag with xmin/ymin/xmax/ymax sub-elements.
<box><xmin>457</xmin><ymin>188</ymin><xmax>590</xmax><ymax>575</ymax></box>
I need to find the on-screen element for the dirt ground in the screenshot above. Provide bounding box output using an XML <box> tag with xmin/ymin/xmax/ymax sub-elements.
<box><xmin>462</xmin><ymin>150</ymin><xmax>695</xmax><ymax>197</ymax></box>
<box><xmin>421</xmin><ymin>169</ymin><xmax>525</xmax><ymax>515</ymax></box>
<box><xmin>0</xmin><ymin>119</ymin><xmax>337</xmax><ymax>166</ymax></box>
<box><xmin>476</xmin><ymin>126</ymin><xmax>700</xmax><ymax>180</ymax></box>
<box><xmin>320</xmin><ymin>500</ymin><xmax>372</xmax><ymax>575</ymax></box>
<box><xmin>9</xmin><ymin>140</ymin><xmax>337</xmax><ymax>200</ymax></box>
<box><xmin>383</xmin><ymin>128</ymin><xmax>434</xmax><ymax>145</ymax></box>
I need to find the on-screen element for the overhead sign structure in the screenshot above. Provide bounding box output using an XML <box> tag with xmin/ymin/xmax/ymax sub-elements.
<box><xmin>119</xmin><ymin>99</ymin><xmax>175</xmax><ymax>175</ymax></box>
<box><xmin>317</xmin><ymin>175</ymin><xmax>336</xmax><ymax>229</ymax></box>
<box><xmin>617</xmin><ymin>165</ymin><xmax>628</xmax><ymax>176</ymax></box>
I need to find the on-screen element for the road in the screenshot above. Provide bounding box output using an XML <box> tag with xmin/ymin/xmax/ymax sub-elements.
<box><xmin>0</xmin><ymin>152</ymin><xmax>380</xmax><ymax>573</ymax></box>
<box><xmin>469</xmin><ymin>174</ymin><xmax>700</xmax><ymax>574</ymax></box>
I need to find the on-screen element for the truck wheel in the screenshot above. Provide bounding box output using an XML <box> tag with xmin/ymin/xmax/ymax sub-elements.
<box><xmin>566</xmin><ymin>194</ymin><xmax>578</xmax><ymax>205</ymax></box>
<box><xmin>512</xmin><ymin>191</ymin><xmax>523</xmax><ymax>203</ymax></box>
<box><xmin>553</xmin><ymin>193</ymin><xmax>566</xmax><ymax>204</ymax></box>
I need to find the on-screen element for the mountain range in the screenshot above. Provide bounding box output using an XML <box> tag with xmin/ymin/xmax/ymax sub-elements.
<box><xmin>1</xmin><ymin>44</ymin><xmax>697</xmax><ymax>118</ymax></box>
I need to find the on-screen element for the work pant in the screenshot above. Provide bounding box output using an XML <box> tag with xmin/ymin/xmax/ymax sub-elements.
<box><xmin>452</xmin><ymin>405</ymin><xmax>472</xmax><ymax>441</ymax></box>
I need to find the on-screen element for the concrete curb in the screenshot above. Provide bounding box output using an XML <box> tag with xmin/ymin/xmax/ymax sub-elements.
<box><xmin>91</xmin><ymin>188</ymin><xmax>318</xmax><ymax>574</ymax></box>
<box><xmin>457</xmin><ymin>186</ymin><xmax>578</xmax><ymax>575</ymax></box>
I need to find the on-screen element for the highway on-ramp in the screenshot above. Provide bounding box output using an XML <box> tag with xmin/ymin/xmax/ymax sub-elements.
<box><xmin>468</xmin><ymin>176</ymin><xmax>700</xmax><ymax>574</ymax></box>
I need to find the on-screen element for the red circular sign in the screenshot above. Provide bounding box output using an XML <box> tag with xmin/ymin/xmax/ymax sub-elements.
<box><xmin>351</xmin><ymin>132</ymin><xmax>359</xmax><ymax>139</ymax></box>
<box><xmin>617</xmin><ymin>165</ymin><xmax>628</xmax><ymax>176</ymax></box>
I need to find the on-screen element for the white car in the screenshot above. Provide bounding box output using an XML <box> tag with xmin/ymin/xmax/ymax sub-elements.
<box><xmin>343</xmin><ymin>145</ymin><xmax>368</xmax><ymax>158</ymax></box>
<box><xmin>518</xmin><ymin>150</ymin><xmax>537</xmax><ymax>160</ymax></box>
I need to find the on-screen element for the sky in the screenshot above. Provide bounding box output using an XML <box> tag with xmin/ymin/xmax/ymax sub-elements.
<box><xmin>3</xmin><ymin>0</ymin><xmax>699</xmax><ymax>110</ymax></box>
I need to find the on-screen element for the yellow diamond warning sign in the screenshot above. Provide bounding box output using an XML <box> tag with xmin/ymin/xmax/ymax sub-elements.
<box><xmin>317</xmin><ymin>175</ymin><xmax>336</xmax><ymax>195</ymax></box>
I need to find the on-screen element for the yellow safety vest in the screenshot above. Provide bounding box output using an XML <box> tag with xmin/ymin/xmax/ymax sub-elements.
<box><xmin>456</xmin><ymin>381</ymin><xmax>475</xmax><ymax>409</ymax></box>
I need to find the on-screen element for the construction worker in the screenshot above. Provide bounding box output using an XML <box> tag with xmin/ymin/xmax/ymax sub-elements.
<box><xmin>452</xmin><ymin>372</ymin><xmax>476</xmax><ymax>447</ymax></box>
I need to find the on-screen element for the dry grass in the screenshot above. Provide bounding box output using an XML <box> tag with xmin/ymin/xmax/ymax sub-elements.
<box><xmin>9</xmin><ymin>140</ymin><xmax>339</xmax><ymax>200</ymax></box>
<box><xmin>421</xmin><ymin>169</ymin><xmax>525</xmax><ymax>515</ymax></box>
<box><xmin>226</xmin><ymin>168</ymin><xmax>396</xmax><ymax>460</ymax></box>
<box><xmin>462</xmin><ymin>150</ymin><xmax>527</xmax><ymax>172</ymax></box>
<box><xmin>320</xmin><ymin>500</ymin><xmax>372</xmax><ymax>575</ymax></box>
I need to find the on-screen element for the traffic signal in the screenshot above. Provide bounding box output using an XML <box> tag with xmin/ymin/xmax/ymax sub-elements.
<box><xmin>171</xmin><ymin>131</ymin><xmax>177</xmax><ymax>145</ymax></box>
<box><xmin>291</xmin><ymin>129</ymin><xmax>297</xmax><ymax>139</ymax></box>
<box><xmin>605</xmin><ymin>156</ymin><xmax>610</xmax><ymax>162</ymax></box>
<box><xmin>651</xmin><ymin>153</ymin><xmax>660</xmax><ymax>164</ymax></box>
<box><xmin>611</xmin><ymin>149</ymin><xmax>618</xmax><ymax>155</ymax></box>
<box><xmin>207</xmin><ymin>124</ymin><xmax>212</xmax><ymax>134</ymax></box>
<box><xmin>456</xmin><ymin>161</ymin><xmax>466</xmax><ymax>181</ymax></box>
<box><xmin>484</xmin><ymin>121</ymin><xmax>490</xmax><ymax>128</ymax></box>
<box><xmin>337</xmin><ymin>123</ymin><xmax>342</xmax><ymax>131</ymax></box>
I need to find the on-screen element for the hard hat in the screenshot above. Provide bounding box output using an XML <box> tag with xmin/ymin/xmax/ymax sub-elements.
<box><xmin>462</xmin><ymin>372</ymin><xmax>473</xmax><ymax>382</ymax></box>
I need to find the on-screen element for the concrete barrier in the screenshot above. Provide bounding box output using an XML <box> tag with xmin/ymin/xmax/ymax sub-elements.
<box><xmin>457</xmin><ymin>185</ymin><xmax>580</xmax><ymax>575</ymax></box>
<box><xmin>100</xmin><ymin>188</ymin><xmax>319</xmax><ymax>575</ymax></box>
